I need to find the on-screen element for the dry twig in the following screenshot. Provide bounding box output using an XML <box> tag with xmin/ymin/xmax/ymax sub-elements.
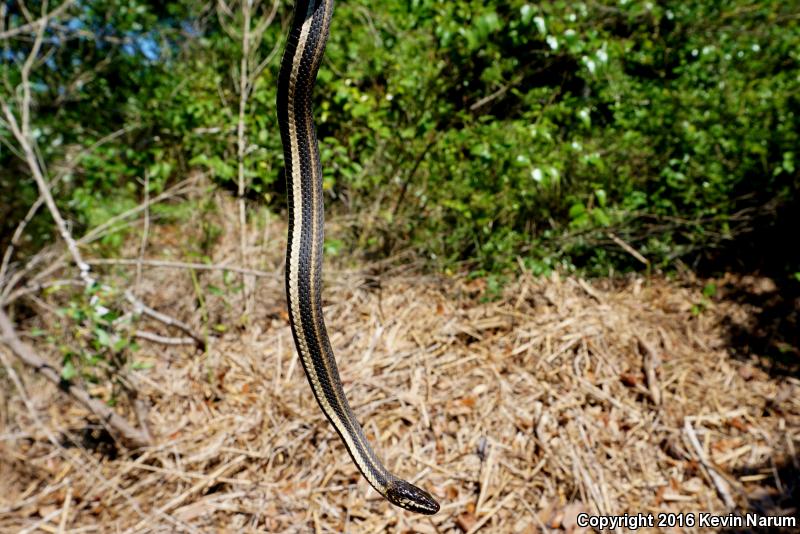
<box><xmin>0</xmin><ymin>309</ymin><xmax>150</xmax><ymax>448</ymax></box>
<box><xmin>683</xmin><ymin>419</ymin><xmax>737</xmax><ymax>510</ymax></box>
<box><xmin>124</xmin><ymin>290</ymin><xmax>205</xmax><ymax>350</ymax></box>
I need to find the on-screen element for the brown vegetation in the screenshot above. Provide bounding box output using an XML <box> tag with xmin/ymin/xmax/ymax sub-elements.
<box><xmin>1</xmin><ymin>208</ymin><xmax>797</xmax><ymax>533</ymax></box>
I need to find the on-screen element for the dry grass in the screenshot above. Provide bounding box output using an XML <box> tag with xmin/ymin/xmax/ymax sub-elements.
<box><xmin>1</xmin><ymin>202</ymin><xmax>798</xmax><ymax>533</ymax></box>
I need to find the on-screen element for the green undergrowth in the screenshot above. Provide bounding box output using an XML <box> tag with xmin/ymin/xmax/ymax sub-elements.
<box><xmin>1</xmin><ymin>0</ymin><xmax>798</xmax><ymax>280</ymax></box>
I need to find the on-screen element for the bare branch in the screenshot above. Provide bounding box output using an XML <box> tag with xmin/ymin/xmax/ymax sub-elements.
<box><xmin>135</xmin><ymin>171</ymin><xmax>151</xmax><ymax>291</ymax></box>
<box><xmin>249</xmin><ymin>28</ymin><xmax>284</xmax><ymax>84</ymax></box>
<box><xmin>0</xmin><ymin>2</ymin><xmax>96</xmax><ymax>289</ymax></box>
<box><xmin>0</xmin><ymin>309</ymin><xmax>150</xmax><ymax>448</ymax></box>
<box><xmin>134</xmin><ymin>330</ymin><xmax>198</xmax><ymax>346</ymax></box>
<box><xmin>124</xmin><ymin>290</ymin><xmax>206</xmax><ymax>350</ymax></box>
<box><xmin>0</xmin><ymin>0</ymin><xmax>75</xmax><ymax>41</ymax></box>
<box><xmin>15</xmin><ymin>0</ymin><xmax>35</xmax><ymax>24</ymax></box>
<box><xmin>607</xmin><ymin>231</ymin><xmax>649</xmax><ymax>266</ymax></box>
<box><xmin>85</xmin><ymin>257</ymin><xmax>278</xmax><ymax>278</ymax></box>
<box><xmin>0</xmin><ymin>194</ymin><xmax>45</xmax><ymax>285</ymax></box>
<box><xmin>0</xmin><ymin>126</ymin><xmax>136</xmax><ymax>290</ymax></box>
<box><xmin>219</xmin><ymin>0</ymin><xmax>280</xmax><ymax>315</ymax></box>
<box><xmin>637</xmin><ymin>336</ymin><xmax>662</xmax><ymax>406</ymax></box>
<box><xmin>1</xmin><ymin>178</ymin><xmax>197</xmax><ymax>304</ymax></box>
<box><xmin>78</xmin><ymin>177</ymin><xmax>197</xmax><ymax>246</ymax></box>
<box><xmin>252</xmin><ymin>0</ymin><xmax>280</xmax><ymax>38</ymax></box>
<box><xmin>236</xmin><ymin>0</ymin><xmax>253</xmax><ymax>304</ymax></box>
<box><xmin>19</xmin><ymin>0</ymin><xmax>49</xmax><ymax>139</ymax></box>
<box><xmin>215</xmin><ymin>0</ymin><xmax>239</xmax><ymax>38</ymax></box>
<box><xmin>1</xmin><ymin>101</ymin><xmax>94</xmax><ymax>286</ymax></box>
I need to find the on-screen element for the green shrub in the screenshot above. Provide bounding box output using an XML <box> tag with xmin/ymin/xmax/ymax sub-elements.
<box><xmin>3</xmin><ymin>0</ymin><xmax>798</xmax><ymax>277</ymax></box>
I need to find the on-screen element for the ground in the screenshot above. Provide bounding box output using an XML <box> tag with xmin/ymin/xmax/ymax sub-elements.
<box><xmin>1</xmin><ymin>202</ymin><xmax>798</xmax><ymax>533</ymax></box>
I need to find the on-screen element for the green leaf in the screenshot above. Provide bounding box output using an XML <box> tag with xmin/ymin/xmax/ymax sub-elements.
<box><xmin>520</xmin><ymin>5</ymin><xmax>534</xmax><ymax>26</ymax></box>
<box><xmin>324</xmin><ymin>238</ymin><xmax>344</xmax><ymax>256</ymax></box>
<box><xmin>62</xmin><ymin>361</ymin><xmax>77</xmax><ymax>381</ymax></box>
<box><xmin>702</xmin><ymin>283</ymin><xmax>717</xmax><ymax>298</ymax></box>
<box><xmin>595</xmin><ymin>189</ymin><xmax>607</xmax><ymax>207</ymax></box>
<box><xmin>94</xmin><ymin>328</ymin><xmax>112</xmax><ymax>348</ymax></box>
<box><xmin>591</xmin><ymin>208</ymin><xmax>611</xmax><ymax>227</ymax></box>
<box><xmin>568</xmin><ymin>203</ymin><xmax>586</xmax><ymax>219</ymax></box>
<box><xmin>113</xmin><ymin>338</ymin><xmax>130</xmax><ymax>352</ymax></box>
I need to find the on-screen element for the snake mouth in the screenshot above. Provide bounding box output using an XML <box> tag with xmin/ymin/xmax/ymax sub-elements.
<box><xmin>386</xmin><ymin>479</ymin><xmax>440</xmax><ymax>515</ymax></box>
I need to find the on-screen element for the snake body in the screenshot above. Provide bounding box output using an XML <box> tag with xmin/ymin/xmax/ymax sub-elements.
<box><xmin>276</xmin><ymin>0</ymin><xmax>439</xmax><ymax>515</ymax></box>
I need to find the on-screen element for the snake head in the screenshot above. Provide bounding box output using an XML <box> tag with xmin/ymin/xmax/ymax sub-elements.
<box><xmin>386</xmin><ymin>480</ymin><xmax>440</xmax><ymax>515</ymax></box>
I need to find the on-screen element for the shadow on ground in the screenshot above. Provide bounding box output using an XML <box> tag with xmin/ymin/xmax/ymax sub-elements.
<box><xmin>720</xmin><ymin>458</ymin><xmax>799</xmax><ymax>533</ymax></box>
<box><xmin>698</xmin><ymin>193</ymin><xmax>800</xmax><ymax>378</ymax></box>
<box><xmin>717</xmin><ymin>276</ymin><xmax>800</xmax><ymax>377</ymax></box>
<box><xmin>699</xmin><ymin>195</ymin><xmax>799</xmax><ymax>530</ymax></box>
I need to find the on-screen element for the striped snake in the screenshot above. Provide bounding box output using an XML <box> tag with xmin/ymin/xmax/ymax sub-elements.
<box><xmin>276</xmin><ymin>0</ymin><xmax>440</xmax><ymax>515</ymax></box>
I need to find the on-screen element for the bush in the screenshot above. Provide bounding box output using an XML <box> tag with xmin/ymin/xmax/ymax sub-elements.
<box><xmin>3</xmin><ymin>0</ymin><xmax>798</xmax><ymax>277</ymax></box>
<box><xmin>313</xmin><ymin>0</ymin><xmax>800</xmax><ymax>274</ymax></box>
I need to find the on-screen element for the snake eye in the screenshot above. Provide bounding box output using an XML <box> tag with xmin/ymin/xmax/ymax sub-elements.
<box><xmin>386</xmin><ymin>480</ymin><xmax>440</xmax><ymax>515</ymax></box>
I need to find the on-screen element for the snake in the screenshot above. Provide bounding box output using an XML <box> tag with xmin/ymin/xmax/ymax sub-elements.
<box><xmin>276</xmin><ymin>0</ymin><xmax>440</xmax><ymax>516</ymax></box>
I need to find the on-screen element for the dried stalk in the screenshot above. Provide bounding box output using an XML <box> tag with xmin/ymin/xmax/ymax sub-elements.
<box><xmin>133</xmin><ymin>330</ymin><xmax>199</xmax><ymax>347</ymax></box>
<box><xmin>637</xmin><ymin>336</ymin><xmax>662</xmax><ymax>406</ymax></box>
<box><xmin>135</xmin><ymin>171</ymin><xmax>151</xmax><ymax>292</ymax></box>
<box><xmin>236</xmin><ymin>0</ymin><xmax>253</xmax><ymax>308</ymax></box>
<box><xmin>87</xmin><ymin>258</ymin><xmax>277</xmax><ymax>278</ymax></box>
<box><xmin>683</xmin><ymin>419</ymin><xmax>737</xmax><ymax>510</ymax></box>
<box><xmin>217</xmin><ymin>0</ymin><xmax>278</xmax><ymax>315</ymax></box>
<box><xmin>124</xmin><ymin>290</ymin><xmax>206</xmax><ymax>350</ymax></box>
